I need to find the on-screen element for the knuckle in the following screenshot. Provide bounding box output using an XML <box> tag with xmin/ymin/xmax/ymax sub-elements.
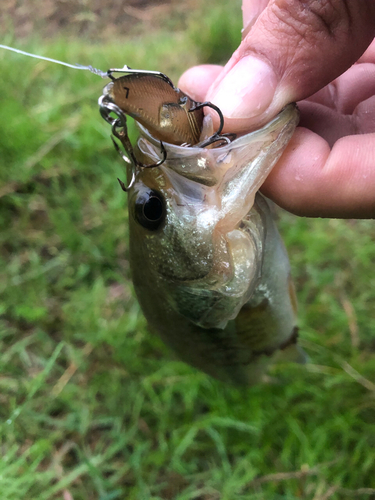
<box><xmin>270</xmin><ymin>0</ymin><xmax>354</xmax><ymax>42</ymax></box>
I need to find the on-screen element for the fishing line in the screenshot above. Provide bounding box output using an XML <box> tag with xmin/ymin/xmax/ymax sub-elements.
<box><xmin>0</xmin><ymin>44</ymin><xmax>108</xmax><ymax>78</ymax></box>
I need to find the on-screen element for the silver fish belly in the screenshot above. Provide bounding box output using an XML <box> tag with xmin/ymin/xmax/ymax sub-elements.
<box><xmin>127</xmin><ymin>104</ymin><xmax>303</xmax><ymax>385</ymax></box>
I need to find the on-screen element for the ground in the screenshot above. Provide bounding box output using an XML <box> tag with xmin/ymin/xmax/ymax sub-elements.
<box><xmin>1</xmin><ymin>2</ymin><xmax>375</xmax><ymax>499</ymax></box>
<box><xmin>2</xmin><ymin>0</ymin><xmax>188</xmax><ymax>39</ymax></box>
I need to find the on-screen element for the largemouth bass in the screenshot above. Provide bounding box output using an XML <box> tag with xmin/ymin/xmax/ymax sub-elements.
<box><xmin>121</xmin><ymin>103</ymin><xmax>304</xmax><ymax>385</ymax></box>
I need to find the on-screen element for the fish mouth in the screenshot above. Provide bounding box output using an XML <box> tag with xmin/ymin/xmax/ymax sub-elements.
<box><xmin>137</xmin><ymin>103</ymin><xmax>299</xmax><ymax>233</ymax></box>
<box><xmin>135</xmin><ymin>104</ymin><xmax>299</xmax><ymax>187</ymax></box>
<box><xmin>136</xmin><ymin>103</ymin><xmax>298</xmax><ymax>149</ymax></box>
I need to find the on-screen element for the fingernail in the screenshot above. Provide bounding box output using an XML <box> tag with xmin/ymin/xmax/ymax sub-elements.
<box><xmin>209</xmin><ymin>55</ymin><xmax>277</xmax><ymax>120</ymax></box>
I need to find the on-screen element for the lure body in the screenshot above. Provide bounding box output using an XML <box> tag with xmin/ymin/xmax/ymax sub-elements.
<box><xmin>126</xmin><ymin>104</ymin><xmax>304</xmax><ymax>385</ymax></box>
<box><xmin>103</xmin><ymin>74</ymin><xmax>204</xmax><ymax>145</ymax></box>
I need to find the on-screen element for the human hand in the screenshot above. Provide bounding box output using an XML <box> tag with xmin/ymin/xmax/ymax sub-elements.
<box><xmin>179</xmin><ymin>0</ymin><xmax>375</xmax><ymax>218</ymax></box>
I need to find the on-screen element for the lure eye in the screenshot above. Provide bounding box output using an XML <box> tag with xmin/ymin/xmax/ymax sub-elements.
<box><xmin>134</xmin><ymin>190</ymin><xmax>165</xmax><ymax>231</ymax></box>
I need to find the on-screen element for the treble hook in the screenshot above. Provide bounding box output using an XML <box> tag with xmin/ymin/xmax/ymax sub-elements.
<box><xmin>188</xmin><ymin>101</ymin><xmax>236</xmax><ymax>148</ymax></box>
<box><xmin>110</xmin><ymin>135</ymin><xmax>136</xmax><ymax>192</ymax></box>
<box><xmin>98</xmin><ymin>95</ymin><xmax>167</xmax><ymax>191</ymax></box>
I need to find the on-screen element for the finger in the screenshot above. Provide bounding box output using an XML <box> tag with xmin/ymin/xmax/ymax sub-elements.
<box><xmin>298</xmin><ymin>75</ymin><xmax>375</xmax><ymax>144</ymax></box>
<box><xmin>261</xmin><ymin>129</ymin><xmax>375</xmax><ymax>218</ymax></box>
<box><xmin>304</xmin><ymin>63</ymin><xmax>375</xmax><ymax>114</ymax></box>
<box><xmin>206</xmin><ymin>0</ymin><xmax>375</xmax><ymax>133</ymax></box>
<box><xmin>353</xmin><ymin>95</ymin><xmax>375</xmax><ymax>135</ymax></box>
<box><xmin>358</xmin><ymin>37</ymin><xmax>375</xmax><ymax>63</ymax></box>
<box><xmin>242</xmin><ymin>0</ymin><xmax>270</xmax><ymax>36</ymax></box>
<box><xmin>298</xmin><ymin>102</ymin><xmax>355</xmax><ymax>147</ymax></box>
<box><xmin>178</xmin><ymin>64</ymin><xmax>222</xmax><ymax>102</ymax></box>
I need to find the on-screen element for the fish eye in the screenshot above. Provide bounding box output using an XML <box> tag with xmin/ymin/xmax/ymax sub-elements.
<box><xmin>134</xmin><ymin>189</ymin><xmax>165</xmax><ymax>231</ymax></box>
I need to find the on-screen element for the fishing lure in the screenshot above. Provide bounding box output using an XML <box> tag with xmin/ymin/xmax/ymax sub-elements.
<box><xmin>98</xmin><ymin>66</ymin><xmax>231</xmax><ymax>185</ymax></box>
<box><xmin>102</xmin><ymin>67</ymin><xmax>225</xmax><ymax>145</ymax></box>
<box><xmin>0</xmin><ymin>44</ymin><xmax>228</xmax><ymax>176</ymax></box>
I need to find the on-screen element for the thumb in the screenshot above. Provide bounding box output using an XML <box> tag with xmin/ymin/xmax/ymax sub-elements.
<box><xmin>206</xmin><ymin>0</ymin><xmax>375</xmax><ymax>133</ymax></box>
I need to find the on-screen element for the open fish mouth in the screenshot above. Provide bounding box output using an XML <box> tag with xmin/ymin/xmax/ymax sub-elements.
<box><xmin>135</xmin><ymin>103</ymin><xmax>299</xmax><ymax>238</ymax></box>
<box><xmin>136</xmin><ymin>104</ymin><xmax>298</xmax><ymax>188</ymax></box>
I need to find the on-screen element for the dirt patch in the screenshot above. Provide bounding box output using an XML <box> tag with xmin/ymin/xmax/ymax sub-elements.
<box><xmin>2</xmin><ymin>0</ymin><xmax>193</xmax><ymax>40</ymax></box>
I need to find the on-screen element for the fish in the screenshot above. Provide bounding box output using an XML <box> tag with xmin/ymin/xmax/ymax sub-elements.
<box><xmin>120</xmin><ymin>102</ymin><xmax>305</xmax><ymax>385</ymax></box>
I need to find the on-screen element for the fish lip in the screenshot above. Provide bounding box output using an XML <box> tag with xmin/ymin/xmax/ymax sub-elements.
<box><xmin>135</xmin><ymin>103</ymin><xmax>299</xmax><ymax>153</ymax></box>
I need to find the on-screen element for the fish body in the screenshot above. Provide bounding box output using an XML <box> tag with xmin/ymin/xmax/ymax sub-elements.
<box><xmin>125</xmin><ymin>104</ymin><xmax>303</xmax><ymax>385</ymax></box>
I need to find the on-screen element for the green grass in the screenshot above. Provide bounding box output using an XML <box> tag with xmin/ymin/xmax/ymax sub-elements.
<box><xmin>1</xmin><ymin>7</ymin><xmax>375</xmax><ymax>500</ymax></box>
<box><xmin>188</xmin><ymin>0</ymin><xmax>243</xmax><ymax>64</ymax></box>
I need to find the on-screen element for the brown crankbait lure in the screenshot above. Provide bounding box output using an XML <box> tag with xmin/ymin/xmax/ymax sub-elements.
<box><xmin>104</xmin><ymin>71</ymin><xmax>203</xmax><ymax>145</ymax></box>
<box><xmin>100</xmin><ymin>66</ymin><xmax>225</xmax><ymax>147</ymax></box>
<box><xmin>98</xmin><ymin>66</ymin><xmax>231</xmax><ymax>184</ymax></box>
